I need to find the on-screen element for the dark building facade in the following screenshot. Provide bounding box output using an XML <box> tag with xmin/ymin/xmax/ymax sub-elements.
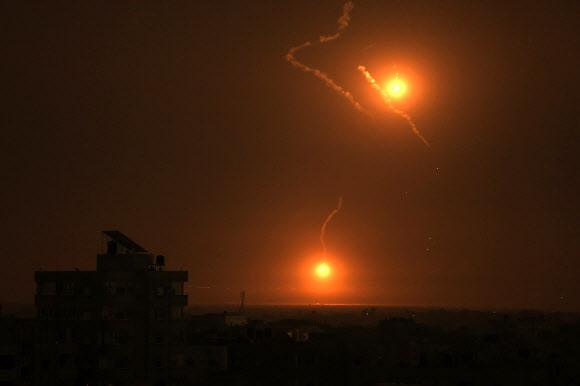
<box><xmin>0</xmin><ymin>317</ymin><xmax>36</xmax><ymax>385</ymax></box>
<box><xmin>34</xmin><ymin>231</ymin><xmax>188</xmax><ymax>386</ymax></box>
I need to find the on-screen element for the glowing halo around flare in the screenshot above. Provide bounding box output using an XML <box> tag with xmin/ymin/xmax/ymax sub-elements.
<box><xmin>316</xmin><ymin>263</ymin><xmax>330</xmax><ymax>278</ymax></box>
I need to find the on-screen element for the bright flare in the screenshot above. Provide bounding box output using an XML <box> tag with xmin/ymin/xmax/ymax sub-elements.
<box><xmin>316</xmin><ymin>263</ymin><xmax>330</xmax><ymax>278</ymax></box>
<box><xmin>386</xmin><ymin>75</ymin><xmax>406</xmax><ymax>98</ymax></box>
<box><xmin>358</xmin><ymin>66</ymin><xmax>430</xmax><ymax>147</ymax></box>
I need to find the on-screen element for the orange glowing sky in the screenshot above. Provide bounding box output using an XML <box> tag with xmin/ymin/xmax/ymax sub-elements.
<box><xmin>0</xmin><ymin>1</ymin><xmax>577</xmax><ymax>310</ymax></box>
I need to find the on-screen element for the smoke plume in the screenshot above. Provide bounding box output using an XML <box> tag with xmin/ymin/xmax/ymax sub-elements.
<box><xmin>320</xmin><ymin>196</ymin><xmax>343</xmax><ymax>260</ymax></box>
<box><xmin>286</xmin><ymin>2</ymin><xmax>367</xmax><ymax>115</ymax></box>
<box><xmin>319</xmin><ymin>2</ymin><xmax>354</xmax><ymax>43</ymax></box>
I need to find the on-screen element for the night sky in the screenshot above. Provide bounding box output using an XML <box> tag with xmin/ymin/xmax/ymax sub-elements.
<box><xmin>1</xmin><ymin>0</ymin><xmax>578</xmax><ymax>309</ymax></box>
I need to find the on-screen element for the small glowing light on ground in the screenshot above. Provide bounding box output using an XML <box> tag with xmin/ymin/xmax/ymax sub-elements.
<box><xmin>316</xmin><ymin>263</ymin><xmax>330</xmax><ymax>278</ymax></box>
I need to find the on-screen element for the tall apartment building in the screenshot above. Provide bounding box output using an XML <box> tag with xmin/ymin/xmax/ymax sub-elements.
<box><xmin>34</xmin><ymin>231</ymin><xmax>188</xmax><ymax>386</ymax></box>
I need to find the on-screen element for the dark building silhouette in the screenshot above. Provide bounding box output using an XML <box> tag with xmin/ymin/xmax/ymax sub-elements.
<box><xmin>34</xmin><ymin>231</ymin><xmax>188</xmax><ymax>385</ymax></box>
<box><xmin>0</xmin><ymin>317</ymin><xmax>36</xmax><ymax>385</ymax></box>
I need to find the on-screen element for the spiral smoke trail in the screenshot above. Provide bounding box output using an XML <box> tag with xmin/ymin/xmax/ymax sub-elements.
<box><xmin>320</xmin><ymin>197</ymin><xmax>343</xmax><ymax>261</ymax></box>
<box><xmin>358</xmin><ymin>66</ymin><xmax>430</xmax><ymax>147</ymax></box>
<box><xmin>286</xmin><ymin>2</ymin><xmax>368</xmax><ymax>116</ymax></box>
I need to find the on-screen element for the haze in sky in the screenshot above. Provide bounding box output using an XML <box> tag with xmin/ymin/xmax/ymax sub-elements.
<box><xmin>0</xmin><ymin>0</ymin><xmax>578</xmax><ymax>310</ymax></box>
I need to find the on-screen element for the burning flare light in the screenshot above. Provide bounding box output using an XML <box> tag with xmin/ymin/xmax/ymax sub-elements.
<box><xmin>358</xmin><ymin>66</ymin><xmax>430</xmax><ymax>147</ymax></box>
<box><xmin>386</xmin><ymin>73</ymin><xmax>407</xmax><ymax>98</ymax></box>
<box><xmin>286</xmin><ymin>2</ymin><xmax>430</xmax><ymax>148</ymax></box>
<box><xmin>316</xmin><ymin>263</ymin><xmax>331</xmax><ymax>278</ymax></box>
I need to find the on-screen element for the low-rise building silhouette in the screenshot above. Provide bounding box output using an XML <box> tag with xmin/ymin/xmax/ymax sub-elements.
<box><xmin>34</xmin><ymin>231</ymin><xmax>189</xmax><ymax>386</ymax></box>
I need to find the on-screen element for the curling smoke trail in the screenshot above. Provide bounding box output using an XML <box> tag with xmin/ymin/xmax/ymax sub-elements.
<box><xmin>319</xmin><ymin>1</ymin><xmax>354</xmax><ymax>43</ymax></box>
<box><xmin>320</xmin><ymin>197</ymin><xmax>343</xmax><ymax>261</ymax></box>
<box><xmin>358</xmin><ymin>66</ymin><xmax>430</xmax><ymax>147</ymax></box>
<box><xmin>286</xmin><ymin>2</ymin><xmax>367</xmax><ymax>115</ymax></box>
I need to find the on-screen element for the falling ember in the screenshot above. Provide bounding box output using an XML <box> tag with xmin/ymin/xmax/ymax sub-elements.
<box><xmin>358</xmin><ymin>66</ymin><xmax>430</xmax><ymax>147</ymax></box>
<box><xmin>320</xmin><ymin>197</ymin><xmax>343</xmax><ymax>261</ymax></box>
